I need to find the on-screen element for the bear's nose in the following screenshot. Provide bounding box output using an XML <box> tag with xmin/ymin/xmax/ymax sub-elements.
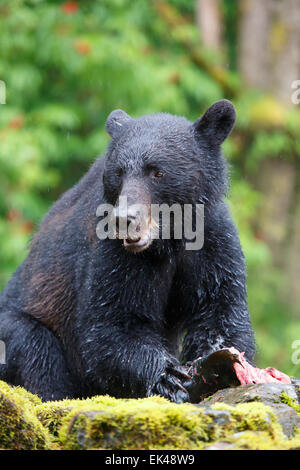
<box><xmin>116</xmin><ymin>213</ymin><xmax>136</xmax><ymax>231</ymax></box>
<box><xmin>113</xmin><ymin>208</ymin><xmax>141</xmax><ymax>242</ymax></box>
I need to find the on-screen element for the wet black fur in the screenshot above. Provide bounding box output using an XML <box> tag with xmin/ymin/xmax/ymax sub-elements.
<box><xmin>0</xmin><ymin>100</ymin><xmax>255</xmax><ymax>402</ymax></box>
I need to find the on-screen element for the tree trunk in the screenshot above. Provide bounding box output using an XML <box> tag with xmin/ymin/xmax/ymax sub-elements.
<box><xmin>286</xmin><ymin>186</ymin><xmax>300</xmax><ymax>306</ymax></box>
<box><xmin>254</xmin><ymin>159</ymin><xmax>296</xmax><ymax>266</ymax></box>
<box><xmin>239</xmin><ymin>0</ymin><xmax>300</xmax><ymax>313</ymax></box>
<box><xmin>270</xmin><ymin>0</ymin><xmax>300</xmax><ymax>105</ymax></box>
<box><xmin>239</xmin><ymin>0</ymin><xmax>273</xmax><ymax>90</ymax></box>
<box><xmin>239</xmin><ymin>0</ymin><xmax>300</xmax><ymax>102</ymax></box>
<box><xmin>195</xmin><ymin>0</ymin><xmax>223</xmax><ymax>51</ymax></box>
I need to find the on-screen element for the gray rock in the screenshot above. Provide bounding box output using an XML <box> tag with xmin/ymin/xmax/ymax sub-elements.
<box><xmin>198</xmin><ymin>383</ymin><xmax>300</xmax><ymax>438</ymax></box>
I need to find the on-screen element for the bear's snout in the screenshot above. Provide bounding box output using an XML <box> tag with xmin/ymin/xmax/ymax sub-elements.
<box><xmin>113</xmin><ymin>179</ymin><xmax>152</xmax><ymax>253</ymax></box>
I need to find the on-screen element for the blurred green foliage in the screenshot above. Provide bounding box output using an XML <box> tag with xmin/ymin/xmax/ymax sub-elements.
<box><xmin>0</xmin><ymin>0</ymin><xmax>299</xmax><ymax>375</ymax></box>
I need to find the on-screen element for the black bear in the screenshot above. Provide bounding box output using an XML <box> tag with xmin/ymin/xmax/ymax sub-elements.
<box><xmin>0</xmin><ymin>100</ymin><xmax>255</xmax><ymax>402</ymax></box>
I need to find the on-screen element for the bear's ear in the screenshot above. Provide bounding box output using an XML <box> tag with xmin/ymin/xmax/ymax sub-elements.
<box><xmin>193</xmin><ymin>100</ymin><xmax>236</xmax><ymax>145</ymax></box>
<box><xmin>106</xmin><ymin>109</ymin><xmax>132</xmax><ymax>138</ymax></box>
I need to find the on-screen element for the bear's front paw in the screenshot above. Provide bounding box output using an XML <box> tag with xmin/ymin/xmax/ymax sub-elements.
<box><xmin>152</xmin><ymin>363</ymin><xmax>191</xmax><ymax>403</ymax></box>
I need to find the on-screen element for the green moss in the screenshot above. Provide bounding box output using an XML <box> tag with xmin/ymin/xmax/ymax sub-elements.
<box><xmin>212</xmin><ymin>402</ymin><xmax>282</xmax><ymax>437</ymax></box>
<box><xmin>222</xmin><ymin>429</ymin><xmax>300</xmax><ymax>450</ymax></box>
<box><xmin>58</xmin><ymin>397</ymin><xmax>213</xmax><ymax>450</ymax></box>
<box><xmin>35</xmin><ymin>394</ymin><xmax>121</xmax><ymax>437</ymax></box>
<box><xmin>280</xmin><ymin>391</ymin><xmax>300</xmax><ymax>415</ymax></box>
<box><xmin>0</xmin><ymin>380</ymin><xmax>52</xmax><ymax>450</ymax></box>
<box><xmin>206</xmin><ymin>402</ymin><xmax>300</xmax><ymax>450</ymax></box>
<box><xmin>57</xmin><ymin>397</ymin><xmax>300</xmax><ymax>450</ymax></box>
<box><xmin>1</xmin><ymin>380</ymin><xmax>300</xmax><ymax>450</ymax></box>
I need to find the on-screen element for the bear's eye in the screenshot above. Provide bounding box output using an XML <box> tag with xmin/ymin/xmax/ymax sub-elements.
<box><xmin>153</xmin><ymin>171</ymin><xmax>163</xmax><ymax>178</ymax></box>
<box><xmin>115</xmin><ymin>169</ymin><xmax>122</xmax><ymax>177</ymax></box>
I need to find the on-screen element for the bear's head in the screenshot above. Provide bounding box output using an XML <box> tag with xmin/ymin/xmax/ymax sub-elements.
<box><xmin>103</xmin><ymin>100</ymin><xmax>236</xmax><ymax>254</ymax></box>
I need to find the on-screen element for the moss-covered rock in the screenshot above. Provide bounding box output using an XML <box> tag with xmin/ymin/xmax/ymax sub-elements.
<box><xmin>0</xmin><ymin>380</ymin><xmax>52</xmax><ymax>450</ymax></box>
<box><xmin>35</xmin><ymin>394</ymin><xmax>120</xmax><ymax>437</ymax></box>
<box><xmin>205</xmin><ymin>429</ymin><xmax>300</xmax><ymax>451</ymax></box>
<box><xmin>0</xmin><ymin>380</ymin><xmax>300</xmax><ymax>450</ymax></box>
<box><xmin>56</xmin><ymin>397</ymin><xmax>300</xmax><ymax>450</ymax></box>
<box><xmin>200</xmin><ymin>383</ymin><xmax>300</xmax><ymax>438</ymax></box>
<box><xmin>58</xmin><ymin>396</ymin><xmax>213</xmax><ymax>450</ymax></box>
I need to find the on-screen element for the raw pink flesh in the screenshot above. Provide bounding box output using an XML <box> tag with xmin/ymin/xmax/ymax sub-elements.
<box><xmin>229</xmin><ymin>347</ymin><xmax>291</xmax><ymax>385</ymax></box>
